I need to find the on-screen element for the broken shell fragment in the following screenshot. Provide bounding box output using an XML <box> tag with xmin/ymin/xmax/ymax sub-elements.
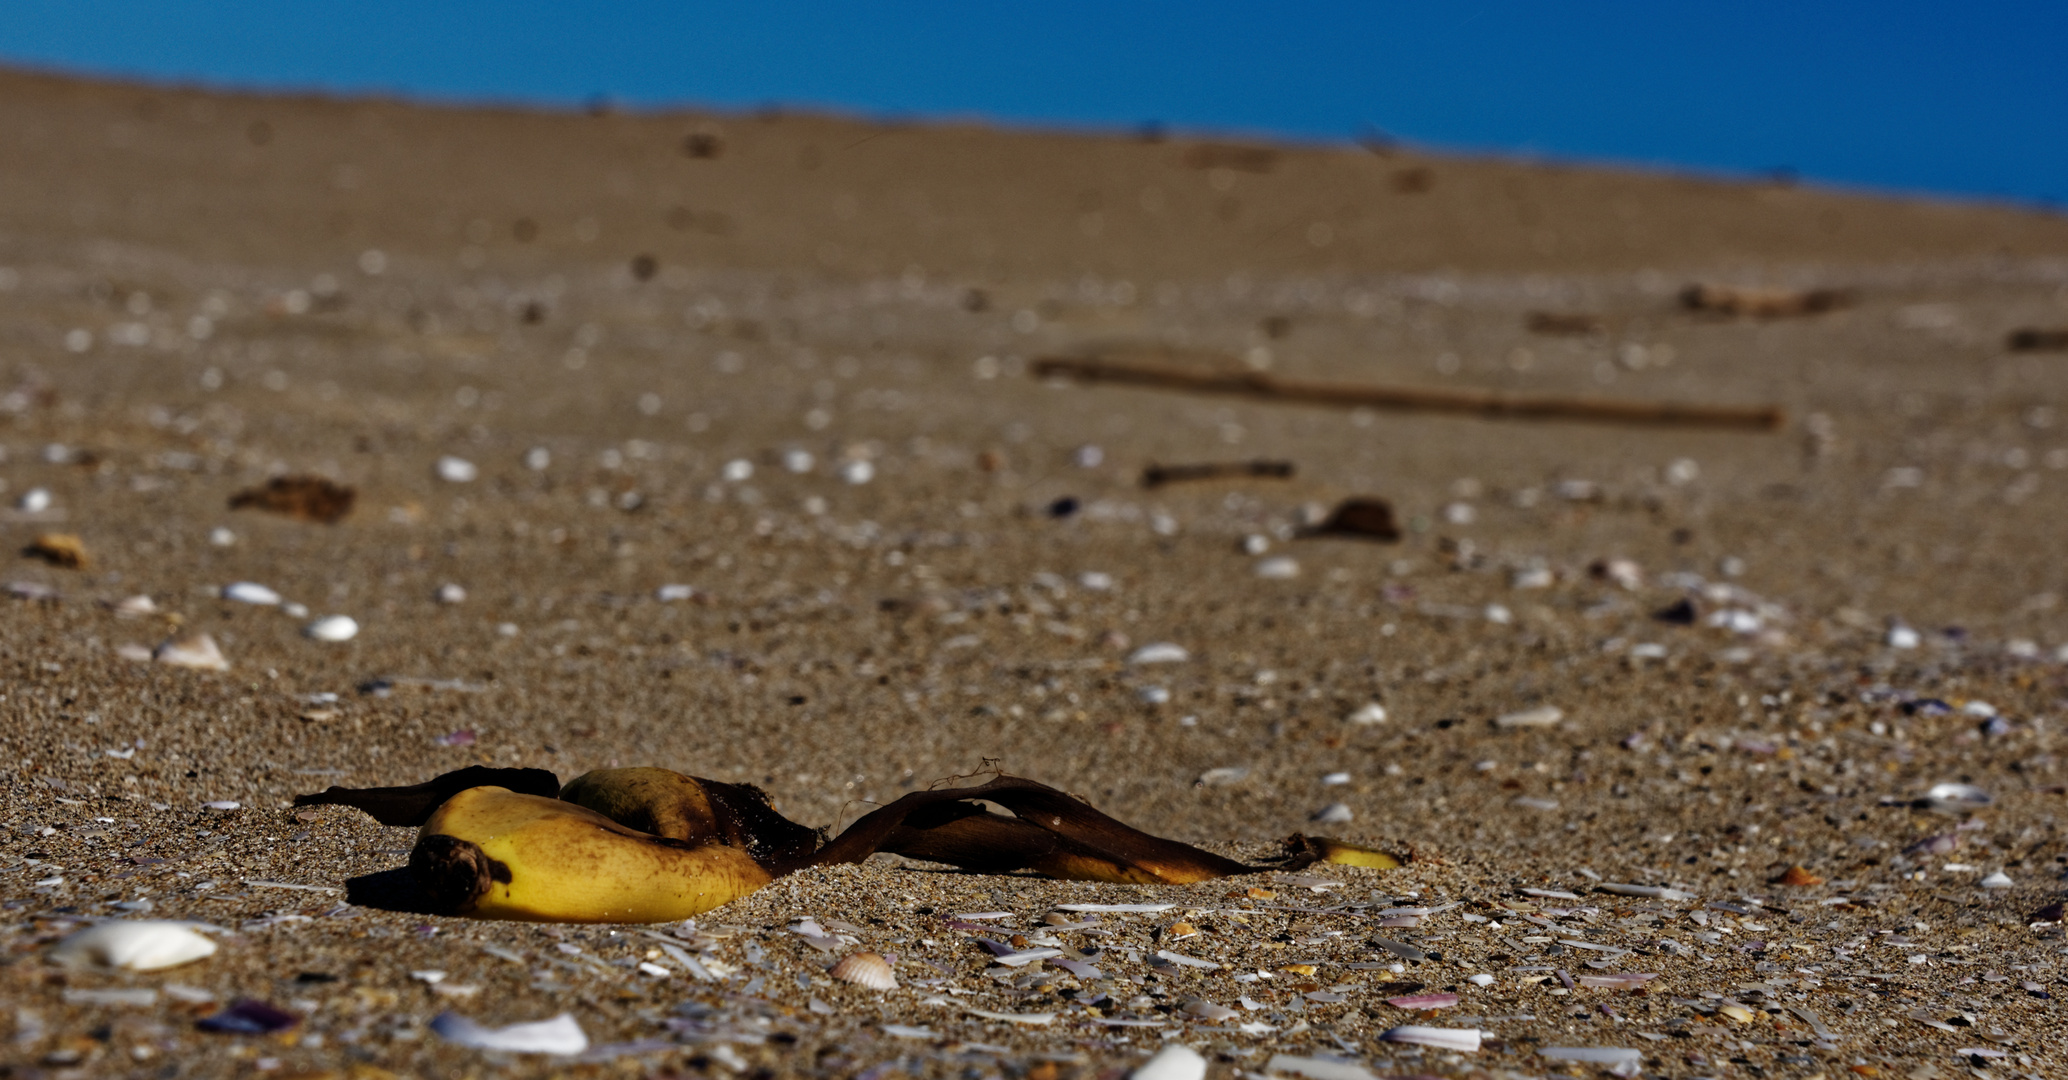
<box><xmin>1779</xmin><ymin>865</ymin><xmax>1824</xmax><ymax>887</ymax></box>
<box><xmin>429</xmin><ymin>1010</ymin><xmax>588</xmax><ymax>1055</ymax></box>
<box><xmin>154</xmin><ymin>630</ymin><xmax>229</xmax><ymax>671</ymax></box>
<box><xmin>1130</xmin><ymin>1043</ymin><xmax>1207</xmax><ymax>1080</ymax></box>
<box><xmin>435</xmin><ymin>583</ymin><xmax>467</xmax><ymax>604</ymax></box>
<box><xmin>221</xmin><ymin>581</ymin><xmax>282</xmax><ymax>606</ymax></box>
<box><xmin>435</xmin><ymin>456</ymin><xmax>479</xmax><ymax>483</ymax></box>
<box><xmin>304</xmin><ymin>615</ymin><xmax>360</xmax><ymax>642</ymax></box>
<box><xmin>1923</xmin><ymin>782</ymin><xmax>1991</xmax><ymax>812</ymax></box>
<box><xmin>51</xmin><ymin>920</ymin><xmax>218</xmax><ymax>971</ymax></box>
<box><xmin>1495</xmin><ymin>705</ymin><xmax>1564</xmax><ymax>729</ymax></box>
<box><xmin>1128</xmin><ymin>642</ymin><xmax>1190</xmax><ymax>664</ymax></box>
<box><xmin>829</xmin><ymin>952</ymin><xmax>897</xmax><ymax>990</ymax></box>
<box><xmin>1380</xmin><ymin>1025</ymin><xmax>1481</xmax><ymax>1052</ymax></box>
<box><xmin>1310</xmin><ymin>802</ymin><xmax>1353</xmax><ymax>824</ymax></box>
<box><xmin>1344</xmin><ymin>702</ymin><xmax>1387</xmax><ymax>724</ymax></box>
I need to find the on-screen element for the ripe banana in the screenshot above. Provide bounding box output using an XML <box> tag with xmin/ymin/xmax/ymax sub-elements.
<box><xmin>410</xmin><ymin>786</ymin><xmax>772</xmax><ymax>922</ymax></box>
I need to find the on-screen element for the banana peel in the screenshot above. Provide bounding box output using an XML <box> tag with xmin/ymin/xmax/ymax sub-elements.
<box><xmin>297</xmin><ymin>766</ymin><xmax>1404</xmax><ymax>923</ymax></box>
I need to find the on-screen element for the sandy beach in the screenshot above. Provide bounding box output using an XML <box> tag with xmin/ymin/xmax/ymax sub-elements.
<box><xmin>2</xmin><ymin>68</ymin><xmax>2067</xmax><ymax>1078</ymax></box>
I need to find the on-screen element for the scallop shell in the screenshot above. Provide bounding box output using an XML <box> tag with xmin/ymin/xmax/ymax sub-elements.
<box><xmin>51</xmin><ymin>920</ymin><xmax>218</xmax><ymax>971</ymax></box>
<box><xmin>828</xmin><ymin>952</ymin><xmax>897</xmax><ymax>990</ymax></box>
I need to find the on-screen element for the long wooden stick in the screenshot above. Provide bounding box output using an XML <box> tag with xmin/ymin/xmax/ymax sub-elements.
<box><xmin>1032</xmin><ymin>355</ymin><xmax>1784</xmax><ymax>431</ymax></box>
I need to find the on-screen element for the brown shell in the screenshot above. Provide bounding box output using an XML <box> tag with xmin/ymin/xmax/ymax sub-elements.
<box><xmin>828</xmin><ymin>951</ymin><xmax>897</xmax><ymax>990</ymax></box>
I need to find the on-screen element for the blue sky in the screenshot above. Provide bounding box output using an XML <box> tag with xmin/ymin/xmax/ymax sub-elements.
<box><xmin>3</xmin><ymin>2</ymin><xmax>2062</xmax><ymax>205</ymax></box>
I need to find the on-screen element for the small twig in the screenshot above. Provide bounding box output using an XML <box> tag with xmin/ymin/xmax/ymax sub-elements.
<box><xmin>1032</xmin><ymin>355</ymin><xmax>1783</xmax><ymax>431</ymax></box>
<box><xmin>1141</xmin><ymin>460</ymin><xmax>1294</xmax><ymax>488</ymax></box>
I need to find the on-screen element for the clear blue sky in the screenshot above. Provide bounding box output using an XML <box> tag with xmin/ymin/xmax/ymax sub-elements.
<box><xmin>3</xmin><ymin>2</ymin><xmax>2062</xmax><ymax>206</ymax></box>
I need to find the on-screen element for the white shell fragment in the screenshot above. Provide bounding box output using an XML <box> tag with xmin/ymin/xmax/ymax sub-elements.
<box><xmin>154</xmin><ymin>630</ymin><xmax>229</xmax><ymax>671</ymax></box>
<box><xmin>1380</xmin><ymin>1025</ymin><xmax>1482</xmax><ymax>1052</ymax></box>
<box><xmin>17</xmin><ymin>487</ymin><xmax>52</xmax><ymax>513</ymax></box>
<box><xmin>51</xmin><ymin>920</ymin><xmax>218</xmax><ymax>971</ymax></box>
<box><xmin>1539</xmin><ymin>1047</ymin><xmax>1643</xmax><ymax>1067</ymax></box>
<box><xmin>435</xmin><ymin>583</ymin><xmax>467</xmax><ymax>604</ymax></box>
<box><xmin>1887</xmin><ymin>624</ymin><xmax>1921</xmax><ymax>649</ymax></box>
<box><xmin>1598</xmin><ymin>883</ymin><xmax>1696</xmax><ymax>901</ymax></box>
<box><xmin>1131</xmin><ymin>1042</ymin><xmax>1207</xmax><ymax>1080</ymax></box>
<box><xmin>1345</xmin><ymin>702</ymin><xmax>1388</xmax><ymax>725</ymax></box>
<box><xmin>112</xmin><ymin>594</ymin><xmax>159</xmax><ymax>617</ymax></box>
<box><xmin>1980</xmin><ymin>871</ymin><xmax>2014</xmax><ymax>889</ymax></box>
<box><xmin>840</xmin><ymin>459</ymin><xmax>875</xmax><ymax>485</ymax></box>
<box><xmin>1495</xmin><ymin>705</ymin><xmax>1565</xmax><ymax>729</ymax></box>
<box><xmin>1310</xmin><ymin>802</ymin><xmax>1354</xmax><ymax>824</ymax></box>
<box><xmin>654</xmin><ymin>584</ymin><xmax>698</xmax><ymax>602</ymax></box>
<box><xmin>303</xmin><ymin>615</ymin><xmax>360</xmax><ymax>642</ymax></box>
<box><xmin>829</xmin><ymin>952</ymin><xmax>897</xmax><ymax>989</ymax></box>
<box><xmin>1129</xmin><ymin>642</ymin><xmax>1190</xmax><ymax>664</ymax></box>
<box><xmin>221</xmin><ymin>581</ymin><xmax>282</xmax><ymax>606</ymax></box>
<box><xmin>1265</xmin><ymin>1055</ymin><xmax>1380</xmax><ymax>1080</ymax></box>
<box><xmin>1924</xmin><ymin>782</ymin><xmax>1992</xmax><ymax>812</ymax></box>
<box><xmin>1254</xmin><ymin>556</ymin><xmax>1300</xmax><ymax>579</ymax></box>
<box><xmin>435</xmin><ymin>456</ymin><xmax>479</xmax><ymax>483</ymax></box>
<box><xmin>429</xmin><ymin>1010</ymin><xmax>588</xmax><ymax>1055</ymax></box>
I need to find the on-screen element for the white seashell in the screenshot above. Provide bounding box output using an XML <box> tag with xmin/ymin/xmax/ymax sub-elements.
<box><xmin>1380</xmin><ymin>1024</ymin><xmax>1482</xmax><ymax>1052</ymax></box>
<box><xmin>154</xmin><ymin>630</ymin><xmax>229</xmax><ymax>671</ymax></box>
<box><xmin>1467</xmin><ymin>973</ymin><xmax>1496</xmax><ymax>986</ymax></box>
<box><xmin>112</xmin><ymin>594</ymin><xmax>159</xmax><ymax>617</ymax></box>
<box><xmin>435</xmin><ymin>584</ymin><xmax>467</xmax><ymax>604</ymax></box>
<box><xmin>1128</xmin><ymin>642</ymin><xmax>1190</xmax><ymax>664</ymax></box>
<box><xmin>1444</xmin><ymin>501</ymin><xmax>1476</xmax><ymax>525</ymax></box>
<box><xmin>221</xmin><ymin>581</ymin><xmax>282</xmax><ymax>606</ymax></box>
<box><xmin>782</xmin><ymin>449</ymin><xmax>816</xmax><ymax>473</ymax></box>
<box><xmin>840</xmin><ymin>459</ymin><xmax>874</xmax><ymax>485</ymax></box>
<box><xmin>722</xmin><ymin>458</ymin><xmax>754</xmax><ymax>482</ymax></box>
<box><xmin>1495</xmin><ymin>705</ymin><xmax>1564</xmax><ymax>729</ymax></box>
<box><xmin>51</xmin><ymin>920</ymin><xmax>217</xmax><ymax>971</ymax></box>
<box><xmin>1197</xmin><ymin>766</ymin><xmax>1248</xmax><ymax>786</ymax></box>
<box><xmin>429</xmin><ymin>1010</ymin><xmax>588</xmax><ymax>1055</ymax></box>
<box><xmin>654</xmin><ymin>584</ymin><xmax>697</xmax><ymax>602</ymax></box>
<box><xmin>1242</xmin><ymin>534</ymin><xmax>1270</xmax><ymax>555</ymax></box>
<box><xmin>303</xmin><ymin>615</ymin><xmax>359</xmax><ymax>642</ymax></box>
<box><xmin>435</xmin><ymin>456</ymin><xmax>479</xmax><ymax>483</ymax></box>
<box><xmin>1078</xmin><ymin>571</ymin><xmax>1114</xmax><ymax>590</ymax></box>
<box><xmin>282</xmin><ymin>602</ymin><xmax>310</xmax><ymax>618</ymax></box>
<box><xmin>1130</xmin><ymin>1042</ymin><xmax>1206</xmax><ymax>1080</ymax></box>
<box><xmin>1310</xmin><ymin>802</ymin><xmax>1354</xmax><ymax>825</ymax></box>
<box><xmin>1345</xmin><ymin>702</ymin><xmax>1388</xmax><ymax>725</ymax></box>
<box><xmin>209</xmin><ymin>527</ymin><xmax>237</xmax><ymax>547</ymax></box>
<box><xmin>1887</xmin><ymin>624</ymin><xmax>1921</xmax><ymax>649</ymax></box>
<box><xmin>1254</xmin><ymin>557</ymin><xmax>1300</xmax><ymax>579</ymax></box>
<box><xmin>1137</xmin><ymin>686</ymin><xmax>1171</xmax><ymax>705</ymax></box>
<box><xmin>524</xmin><ymin>446</ymin><xmax>552</xmax><ymax>471</ymax></box>
<box><xmin>1321</xmin><ymin>771</ymin><xmax>1351</xmax><ymax>785</ymax></box>
<box><xmin>1598</xmin><ymin>883</ymin><xmax>1695</xmax><ymax>901</ymax></box>
<box><xmin>1980</xmin><ymin>871</ymin><xmax>2014</xmax><ymax>889</ymax></box>
<box><xmin>1179</xmin><ymin>998</ymin><xmax>1239</xmax><ymax>1022</ymax></box>
<box><xmin>17</xmin><ymin>487</ymin><xmax>52</xmax><ymax>513</ymax></box>
<box><xmin>1484</xmin><ymin>603</ymin><xmax>1512</xmax><ymax>624</ymax></box>
<box><xmin>829</xmin><ymin>952</ymin><xmax>897</xmax><ymax>990</ymax></box>
<box><xmin>204</xmin><ymin>800</ymin><xmax>240</xmax><ymax>810</ymax></box>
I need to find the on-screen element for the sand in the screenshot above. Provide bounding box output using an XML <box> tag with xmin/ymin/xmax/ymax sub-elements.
<box><xmin>1</xmin><ymin>67</ymin><xmax>2066</xmax><ymax>1078</ymax></box>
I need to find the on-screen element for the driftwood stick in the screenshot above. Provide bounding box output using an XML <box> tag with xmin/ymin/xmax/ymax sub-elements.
<box><xmin>1032</xmin><ymin>355</ymin><xmax>1784</xmax><ymax>431</ymax></box>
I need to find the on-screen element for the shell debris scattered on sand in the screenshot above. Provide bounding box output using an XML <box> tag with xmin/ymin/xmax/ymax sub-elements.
<box><xmin>50</xmin><ymin>920</ymin><xmax>218</xmax><ymax>971</ymax></box>
<box><xmin>303</xmin><ymin>615</ymin><xmax>359</xmax><ymax>642</ymax></box>
<box><xmin>828</xmin><ymin>952</ymin><xmax>897</xmax><ymax>989</ymax></box>
<box><xmin>154</xmin><ymin>629</ymin><xmax>229</xmax><ymax>671</ymax></box>
<box><xmin>429</xmin><ymin>1010</ymin><xmax>588</xmax><ymax>1055</ymax></box>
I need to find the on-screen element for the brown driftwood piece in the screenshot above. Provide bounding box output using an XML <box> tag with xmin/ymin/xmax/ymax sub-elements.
<box><xmin>228</xmin><ymin>475</ymin><xmax>357</xmax><ymax>524</ymax></box>
<box><xmin>1141</xmin><ymin>460</ymin><xmax>1295</xmax><ymax>488</ymax></box>
<box><xmin>1032</xmin><ymin>355</ymin><xmax>1783</xmax><ymax>431</ymax></box>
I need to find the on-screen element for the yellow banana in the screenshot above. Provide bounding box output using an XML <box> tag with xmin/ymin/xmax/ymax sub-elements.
<box><xmin>410</xmin><ymin>786</ymin><xmax>772</xmax><ymax>923</ymax></box>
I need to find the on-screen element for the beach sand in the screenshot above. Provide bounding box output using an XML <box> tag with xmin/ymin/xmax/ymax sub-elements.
<box><xmin>2</xmin><ymin>68</ymin><xmax>2067</xmax><ymax>1077</ymax></box>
